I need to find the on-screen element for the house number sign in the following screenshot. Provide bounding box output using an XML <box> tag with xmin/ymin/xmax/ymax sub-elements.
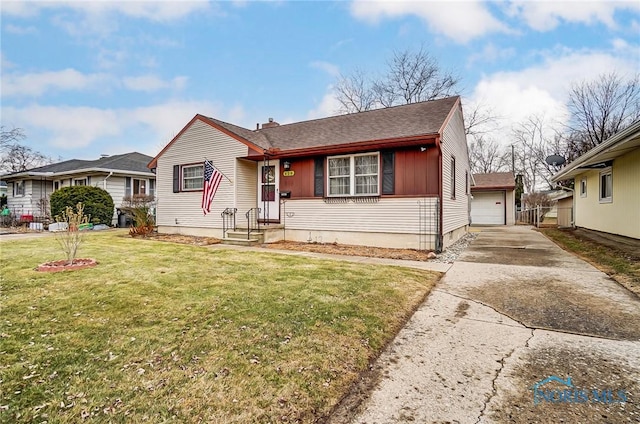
<box><xmin>283</xmin><ymin>171</ymin><xmax>295</xmax><ymax>177</ymax></box>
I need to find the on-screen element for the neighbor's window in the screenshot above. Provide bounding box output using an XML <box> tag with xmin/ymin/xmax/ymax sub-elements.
<box><xmin>74</xmin><ymin>178</ymin><xmax>87</xmax><ymax>186</ymax></box>
<box><xmin>465</xmin><ymin>171</ymin><xmax>469</xmax><ymax>195</ymax></box>
<box><xmin>580</xmin><ymin>178</ymin><xmax>587</xmax><ymax>198</ymax></box>
<box><xmin>599</xmin><ymin>168</ymin><xmax>612</xmax><ymax>203</ymax></box>
<box><xmin>133</xmin><ymin>178</ymin><xmax>147</xmax><ymax>195</ymax></box>
<box><xmin>14</xmin><ymin>181</ymin><xmax>25</xmax><ymax>196</ymax></box>
<box><xmin>182</xmin><ymin>164</ymin><xmax>204</xmax><ymax>190</ymax></box>
<box><xmin>149</xmin><ymin>179</ymin><xmax>155</xmax><ymax>197</ymax></box>
<box><xmin>328</xmin><ymin>153</ymin><xmax>379</xmax><ymax>196</ymax></box>
<box><xmin>450</xmin><ymin>156</ymin><xmax>456</xmax><ymax>199</ymax></box>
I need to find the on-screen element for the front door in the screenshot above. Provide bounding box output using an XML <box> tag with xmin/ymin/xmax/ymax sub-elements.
<box><xmin>258</xmin><ymin>160</ymin><xmax>280</xmax><ymax>222</ymax></box>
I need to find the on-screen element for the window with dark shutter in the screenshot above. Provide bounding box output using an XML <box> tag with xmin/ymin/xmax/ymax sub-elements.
<box><xmin>125</xmin><ymin>177</ymin><xmax>132</xmax><ymax>195</ymax></box>
<box><xmin>314</xmin><ymin>158</ymin><xmax>324</xmax><ymax>197</ymax></box>
<box><xmin>381</xmin><ymin>151</ymin><xmax>395</xmax><ymax>195</ymax></box>
<box><xmin>173</xmin><ymin>165</ymin><xmax>180</xmax><ymax>193</ymax></box>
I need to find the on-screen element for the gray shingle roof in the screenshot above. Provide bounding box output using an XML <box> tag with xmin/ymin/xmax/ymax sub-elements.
<box><xmin>257</xmin><ymin>96</ymin><xmax>459</xmax><ymax>150</ymax></box>
<box><xmin>4</xmin><ymin>152</ymin><xmax>154</xmax><ymax>177</ymax></box>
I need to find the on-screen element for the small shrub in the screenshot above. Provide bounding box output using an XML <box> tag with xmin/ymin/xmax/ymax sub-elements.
<box><xmin>54</xmin><ymin>202</ymin><xmax>89</xmax><ymax>264</ymax></box>
<box><xmin>121</xmin><ymin>194</ymin><xmax>155</xmax><ymax>237</ymax></box>
<box><xmin>51</xmin><ymin>186</ymin><xmax>115</xmax><ymax>225</ymax></box>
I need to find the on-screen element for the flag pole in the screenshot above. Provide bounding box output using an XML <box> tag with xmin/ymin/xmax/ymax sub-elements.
<box><xmin>204</xmin><ymin>158</ymin><xmax>233</xmax><ymax>184</ymax></box>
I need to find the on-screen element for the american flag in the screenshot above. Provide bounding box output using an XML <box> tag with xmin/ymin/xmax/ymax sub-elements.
<box><xmin>202</xmin><ymin>160</ymin><xmax>223</xmax><ymax>215</ymax></box>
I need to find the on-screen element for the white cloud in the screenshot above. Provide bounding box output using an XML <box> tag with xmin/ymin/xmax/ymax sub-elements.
<box><xmin>467</xmin><ymin>43</ymin><xmax>516</xmax><ymax>66</ymax></box>
<box><xmin>468</xmin><ymin>47</ymin><xmax>639</xmax><ymax>142</ymax></box>
<box><xmin>2</xmin><ymin>99</ymin><xmax>243</xmax><ymax>154</ymax></box>
<box><xmin>310</xmin><ymin>61</ymin><xmax>340</xmax><ymax>77</ymax></box>
<box><xmin>2</xmin><ymin>0</ymin><xmax>212</xmax><ymax>22</ymax></box>
<box><xmin>122</xmin><ymin>75</ymin><xmax>188</xmax><ymax>92</ymax></box>
<box><xmin>507</xmin><ymin>0</ymin><xmax>640</xmax><ymax>32</ymax></box>
<box><xmin>350</xmin><ymin>0</ymin><xmax>510</xmax><ymax>43</ymax></box>
<box><xmin>307</xmin><ymin>86</ymin><xmax>342</xmax><ymax>120</ymax></box>
<box><xmin>4</xmin><ymin>24</ymin><xmax>38</xmax><ymax>35</ymax></box>
<box><xmin>1</xmin><ymin>69</ymin><xmax>112</xmax><ymax>97</ymax></box>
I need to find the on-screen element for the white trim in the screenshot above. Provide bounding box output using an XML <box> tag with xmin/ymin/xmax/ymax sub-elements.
<box><xmin>181</xmin><ymin>164</ymin><xmax>204</xmax><ymax>191</ymax></box>
<box><xmin>598</xmin><ymin>167</ymin><xmax>613</xmax><ymax>203</ymax></box>
<box><xmin>579</xmin><ymin>178</ymin><xmax>587</xmax><ymax>198</ymax></box>
<box><xmin>327</xmin><ymin>152</ymin><xmax>380</xmax><ymax>197</ymax></box>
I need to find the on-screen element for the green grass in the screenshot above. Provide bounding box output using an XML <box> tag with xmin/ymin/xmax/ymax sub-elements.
<box><xmin>540</xmin><ymin>228</ymin><xmax>640</xmax><ymax>295</ymax></box>
<box><xmin>0</xmin><ymin>231</ymin><xmax>439</xmax><ymax>423</ymax></box>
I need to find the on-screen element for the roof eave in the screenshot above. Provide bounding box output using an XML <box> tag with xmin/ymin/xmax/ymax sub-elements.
<box><xmin>552</xmin><ymin>120</ymin><xmax>640</xmax><ymax>182</ymax></box>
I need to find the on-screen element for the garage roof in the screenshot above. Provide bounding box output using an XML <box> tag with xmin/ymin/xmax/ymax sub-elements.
<box><xmin>471</xmin><ymin>172</ymin><xmax>515</xmax><ymax>190</ymax></box>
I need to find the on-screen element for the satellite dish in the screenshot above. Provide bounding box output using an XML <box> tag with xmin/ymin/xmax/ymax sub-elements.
<box><xmin>545</xmin><ymin>154</ymin><xmax>566</xmax><ymax>166</ymax></box>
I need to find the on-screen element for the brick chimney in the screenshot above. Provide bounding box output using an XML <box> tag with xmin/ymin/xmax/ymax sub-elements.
<box><xmin>262</xmin><ymin>117</ymin><xmax>280</xmax><ymax>129</ymax></box>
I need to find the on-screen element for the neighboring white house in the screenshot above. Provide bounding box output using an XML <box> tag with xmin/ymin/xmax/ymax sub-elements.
<box><xmin>552</xmin><ymin>120</ymin><xmax>640</xmax><ymax>239</ymax></box>
<box><xmin>2</xmin><ymin>152</ymin><xmax>156</xmax><ymax>225</ymax></box>
<box><xmin>149</xmin><ymin>96</ymin><xmax>472</xmax><ymax>252</ymax></box>
<box><xmin>470</xmin><ymin>172</ymin><xmax>515</xmax><ymax>225</ymax></box>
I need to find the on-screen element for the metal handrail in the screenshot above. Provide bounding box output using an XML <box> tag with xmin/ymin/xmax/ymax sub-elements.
<box><xmin>245</xmin><ymin>208</ymin><xmax>261</xmax><ymax>240</ymax></box>
<box><xmin>221</xmin><ymin>208</ymin><xmax>237</xmax><ymax>238</ymax></box>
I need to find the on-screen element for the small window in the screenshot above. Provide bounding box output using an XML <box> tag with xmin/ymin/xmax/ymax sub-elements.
<box><xmin>133</xmin><ymin>178</ymin><xmax>147</xmax><ymax>195</ymax></box>
<box><xmin>327</xmin><ymin>153</ymin><xmax>379</xmax><ymax>196</ymax></box>
<box><xmin>580</xmin><ymin>178</ymin><xmax>587</xmax><ymax>198</ymax></box>
<box><xmin>74</xmin><ymin>178</ymin><xmax>87</xmax><ymax>186</ymax></box>
<box><xmin>149</xmin><ymin>179</ymin><xmax>155</xmax><ymax>197</ymax></box>
<box><xmin>54</xmin><ymin>181</ymin><xmax>60</xmax><ymax>191</ymax></box>
<box><xmin>450</xmin><ymin>156</ymin><xmax>456</xmax><ymax>199</ymax></box>
<box><xmin>182</xmin><ymin>164</ymin><xmax>204</xmax><ymax>191</ymax></box>
<box><xmin>465</xmin><ymin>171</ymin><xmax>469</xmax><ymax>195</ymax></box>
<box><xmin>599</xmin><ymin>168</ymin><xmax>612</xmax><ymax>203</ymax></box>
<box><xmin>14</xmin><ymin>181</ymin><xmax>25</xmax><ymax>196</ymax></box>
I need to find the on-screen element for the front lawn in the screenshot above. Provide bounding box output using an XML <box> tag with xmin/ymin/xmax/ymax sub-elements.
<box><xmin>0</xmin><ymin>231</ymin><xmax>439</xmax><ymax>423</ymax></box>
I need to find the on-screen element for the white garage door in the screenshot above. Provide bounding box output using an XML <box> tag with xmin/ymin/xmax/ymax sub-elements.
<box><xmin>471</xmin><ymin>191</ymin><xmax>505</xmax><ymax>225</ymax></box>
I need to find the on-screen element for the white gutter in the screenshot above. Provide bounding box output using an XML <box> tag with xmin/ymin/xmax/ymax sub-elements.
<box><xmin>103</xmin><ymin>171</ymin><xmax>113</xmax><ymax>190</ymax></box>
<box><xmin>2</xmin><ymin>167</ymin><xmax>155</xmax><ymax>180</ymax></box>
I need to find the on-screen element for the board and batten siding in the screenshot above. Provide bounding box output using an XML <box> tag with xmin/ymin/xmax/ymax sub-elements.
<box><xmin>283</xmin><ymin>197</ymin><xmax>439</xmax><ymax>249</ymax></box>
<box><xmin>156</xmin><ymin>119</ymin><xmax>255</xmax><ymax>232</ymax></box>
<box><xmin>440</xmin><ymin>105</ymin><xmax>471</xmax><ymax>239</ymax></box>
<box><xmin>574</xmin><ymin>148</ymin><xmax>640</xmax><ymax>239</ymax></box>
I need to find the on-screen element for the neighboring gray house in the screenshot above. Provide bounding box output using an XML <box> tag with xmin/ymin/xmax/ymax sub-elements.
<box><xmin>2</xmin><ymin>152</ymin><xmax>155</xmax><ymax>224</ymax></box>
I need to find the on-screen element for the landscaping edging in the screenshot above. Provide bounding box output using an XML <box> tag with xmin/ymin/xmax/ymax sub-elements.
<box><xmin>36</xmin><ymin>258</ymin><xmax>98</xmax><ymax>272</ymax></box>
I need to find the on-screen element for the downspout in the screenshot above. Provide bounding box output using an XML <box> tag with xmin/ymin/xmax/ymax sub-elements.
<box><xmin>103</xmin><ymin>171</ymin><xmax>113</xmax><ymax>190</ymax></box>
<box><xmin>436</xmin><ymin>135</ymin><xmax>443</xmax><ymax>253</ymax></box>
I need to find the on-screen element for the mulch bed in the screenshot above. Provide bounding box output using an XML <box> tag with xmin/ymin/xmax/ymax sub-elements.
<box><xmin>36</xmin><ymin>258</ymin><xmax>98</xmax><ymax>272</ymax></box>
<box><xmin>266</xmin><ymin>241</ymin><xmax>434</xmax><ymax>262</ymax></box>
<box><xmin>140</xmin><ymin>233</ymin><xmax>222</xmax><ymax>246</ymax></box>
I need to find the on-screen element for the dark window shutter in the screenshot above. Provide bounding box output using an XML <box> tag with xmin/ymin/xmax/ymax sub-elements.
<box><xmin>87</xmin><ymin>176</ymin><xmax>92</xmax><ymax>186</ymax></box>
<box><xmin>125</xmin><ymin>177</ymin><xmax>132</xmax><ymax>195</ymax></box>
<box><xmin>314</xmin><ymin>158</ymin><xmax>324</xmax><ymax>197</ymax></box>
<box><xmin>381</xmin><ymin>151</ymin><xmax>395</xmax><ymax>195</ymax></box>
<box><xmin>173</xmin><ymin>165</ymin><xmax>180</xmax><ymax>193</ymax></box>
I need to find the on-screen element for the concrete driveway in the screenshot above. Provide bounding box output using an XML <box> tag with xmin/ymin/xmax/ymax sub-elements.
<box><xmin>345</xmin><ymin>226</ymin><xmax>640</xmax><ymax>424</ymax></box>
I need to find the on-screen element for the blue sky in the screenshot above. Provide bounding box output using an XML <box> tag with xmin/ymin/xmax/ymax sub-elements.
<box><xmin>1</xmin><ymin>0</ymin><xmax>639</xmax><ymax>161</ymax></box>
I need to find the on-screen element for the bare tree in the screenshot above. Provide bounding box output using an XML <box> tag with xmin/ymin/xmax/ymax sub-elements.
<box><xmin>335</xmin><ymin>46</ymin><xmax>460</xmax><ymax>113</ymax></box>
<box><xmin>1</xmin><ymin>126</ymin><xmax>26</xmax><ymax>151</ymax></box>
<box><xmin>335</xmin><ymin>69</ymin><xmax>376</xmax><ymax>113</ymax></box>
<box><xmin>1</xmin><ymin>126</ymin><xmax>51</xmax><ymax>173</ymax></box>
<box><xmin>468</xmin><ymin>136</ymin><xmax>510</xmax><ymax>174</ymax></box>
<box><xmin>567</xmin><ymin>72</ymin><xmax>640</xmax><ymax>155</ymax></box>
<box><xmin>512</xmin><ymin>115</ymin><xmax>565</xmax><ymax>193</ymax></box>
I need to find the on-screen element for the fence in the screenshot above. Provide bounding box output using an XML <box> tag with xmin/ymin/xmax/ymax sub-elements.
<box><xmin>1</xmin><ymin>205</ymin><xmax>49</xmax><ymax>230</ymax></box>
<box><xmin>517</xmin><ymin>206</ymin><xmax>573</xmax><ymax>228</ymax></box>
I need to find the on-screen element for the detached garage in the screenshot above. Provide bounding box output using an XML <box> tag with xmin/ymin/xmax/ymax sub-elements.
<box><xmin>471</xmin><ymin>172</ymin><xmax>515</xmax><ymax>225</ymax></box>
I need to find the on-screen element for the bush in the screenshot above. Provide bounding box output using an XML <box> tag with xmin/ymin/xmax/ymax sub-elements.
<box><xmin>50</xmin><ymin>186</ymin><xmax>115</xmax><ymax>225</ymax></box>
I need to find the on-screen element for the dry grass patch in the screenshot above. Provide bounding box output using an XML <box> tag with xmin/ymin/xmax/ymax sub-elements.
<box><xmin>0</xmin><ymin>232</ymin><xmax>439</xmax><ymax>423</ymax></box>
<box><xmin>540</xmin><ymin>228</ymin><xmax>640</xmax><ymax>297</ymax></box>
<box><xmin>267</xmin><ymin>240</ymin><xmax>434</xmax><ymax>262</ymax></box>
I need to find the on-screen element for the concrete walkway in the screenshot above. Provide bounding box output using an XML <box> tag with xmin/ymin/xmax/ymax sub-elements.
<box><xmin>348</xmin><ymin>226</ymin><xmax>640</xmax><ymax>424</ymax></box>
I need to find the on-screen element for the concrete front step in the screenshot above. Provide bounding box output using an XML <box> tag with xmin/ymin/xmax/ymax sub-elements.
<box><xmin>225</xmin><ymin>230</ymin><xmax>264</xmax><ymax>244</ymax></box>
<box><xmin>221</xmin><ymin>237</ymin><xmax>261</xmax><ymax>246</ymax></box>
